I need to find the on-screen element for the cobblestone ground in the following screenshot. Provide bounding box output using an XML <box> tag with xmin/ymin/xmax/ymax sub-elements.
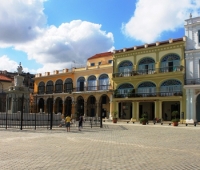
<box><xmin>1</xmin><ymin>122</ymin><xmax>200</xmax><ymax>170</ymax></box>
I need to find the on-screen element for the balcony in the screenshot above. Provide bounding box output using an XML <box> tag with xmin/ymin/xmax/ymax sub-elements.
<box><xmin>113</xmin><ymin>66</ymin><xmax>184</xmax><ymax>78</ymax></box>
<box><xmin>185</xmin><ymin>78</ymin><xmax>200</xmax><ymax>85</ymax></box>
<box><xmin>113</xmin><ymin>91</ymin><xmax>183</xmax><ymax>98</ymax></box>
<box><xmin>36</xmin><ymin>85</ymin><xmax>111</xmax><ymax>94</ymax></box>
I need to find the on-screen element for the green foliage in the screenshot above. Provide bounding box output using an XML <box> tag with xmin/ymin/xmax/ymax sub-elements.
<box><xmin>171</xmin><ymin>111</ymin><xmax>179</xmax><ymax>122</ymax></box>
<box><xmin>112</xmin><ymin>111</ymin><xmax>118</xmax><ymax>118</ymax></box>
<box><xmin>140</xmin><ymin>113</ymin><xmax>148</xmax><ymax>123</ymax></box>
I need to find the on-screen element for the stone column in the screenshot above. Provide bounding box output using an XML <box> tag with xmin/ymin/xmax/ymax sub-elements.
<box><xmin>84</xmin><ymin>101</ymin><xmax>87</xmax><ymax>117</ymax></box>
<box><xmin>132</xmin><ymin>101</ymin><xmax>134</xmax><ymax>119</ymax></box>
<box><xmin>96</xmin><ymin>102</ymin><xmax>99</xmax><ymax>118</ymax></box>
<box><xmin>135</xmin><ymin>102</ymin><xmax>139</xmax><ymax>121</ymax></box>
<box><xmin>158</xmin><ymin>101</ymin><xmax>162</xmax><ymax>119</ymax></box>
<box><xmin>62</xmin><ymin>100</ymin><xmax>65</xmax><ymax>115</ymax></box>
<box><xmin>186</xmin><ymin>89</ymin><xmax>190</xmax><ymax>121</ymax></box>
<box><xmin>191</xmin><ymin>89</ymin><xmax>196</xmax><ymax>122</ymax></box>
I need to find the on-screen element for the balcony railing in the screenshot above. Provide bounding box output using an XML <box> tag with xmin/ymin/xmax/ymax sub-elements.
<box><xmin>114</xmin><ymin>91</ymin><xmax>183</xmax><ymax>98</ymax></box>
<box><xmin>113</xmin><ymin>66</ymin><xmax>184</xmax><ymax>78</ymax></box>
<box><xmin>36</xmin><ymin>85</ymin><xmax>111</xmax><ymax>94</ymax></box>
<box><xmin>185</xmin><ymin>78</ymin><xmax>200</xmax><ymax>85</ymax></box>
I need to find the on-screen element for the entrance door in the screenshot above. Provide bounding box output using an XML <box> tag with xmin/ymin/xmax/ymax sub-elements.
<box><xmin>80</xmin><ymin>82</ymin><xmax>84</xmax><ymax>91</ymax></box>
<box><xmin>168</xmin><ymin>62</ymin><xmax>173</xmax><ymax>72</ymax></box>
<box><xmin>139</xmin><ymin>105</ymin><xmax>143</xmax><ymax>118</ymax></box>
<box><xmin>196</xmin><ymin>95</ymin><xmax>200</xmax><ymax>122</ymax></box>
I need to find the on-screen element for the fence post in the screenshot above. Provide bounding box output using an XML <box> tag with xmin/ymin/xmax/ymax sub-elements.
<box><xmin>20</xmin><ymin>94</ymin><xmax>24</xmax><ymax>130</ymax></box>
<box><xmin>6</xmin><ymin>97</ymin><xmax>8</xmax><ymax>129</ymax></box>
<box><xmin>50</xmin><ymin>97</ymin><xmax>53</xmax><ymax>130</ymax></box>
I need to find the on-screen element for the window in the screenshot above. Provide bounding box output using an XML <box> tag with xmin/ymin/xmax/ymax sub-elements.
<box><xmin>77</xmin><ymin>77</ymin><xmax>85</xmax><ymax>91</ymax></box>
<box><xmin>88</xmin><ymin>75</ymin><xmax>97</xmax><ymax>91</ymax></box>
<box><xmin>198</xmin><ymin>30</ymin><xmax>200</xmax><ymax>43</ymax></box>
<box><xmin>55</xmin><ymin>79</ymin><xmax>63</xmax><ymax>93</ymax></box>
<box><xmin>90</xmin><ymin>63</ymin><xmax>95</xmax><ymax>66</ymax></box>
<box><xmin>138</xmin><ymin>58</ymin><xmax>155</xmax><ymax>74</ymax></box>
<box><xmin>117</xmin><ymin>83</ymin><xmax>134</xmax><ymax>97</ymax></box>
<box><xmin>118</xmin><ymin>61</ymin><xmax>133</xmax><ymax>77</ymax></box>
<box><xmin>108</xmin><ymin>60</ymin><xmax>113</xmax><ymax>64</ymax></box>
<box><xmin>138</xmin><ymin>82</ymin><xmax>156</xmax><ymax>97</ymax></box>
<box><xmin>46</xmin><ymin>81</ymin><xmax>54</xmax><ymax>94</ymax></box>
<box><xmin>160</xmin><ymin>54</ymin><xmax>180</xmax><ymax>73</ymax></box>
<box><xmin>160</xmin><ymin>79</ymin><xmax>182</xmax><ymax>96</ymax></box>
<box><xmin>64</xmin><ymin>78</ymin><xmax>73</xmax><ymax>93</ymax></box>
<box><xmin>99</xmin><ymin>74</ymin><xmax>109</xmax><ymax>90</ymax></box>
<box><xmin>38</xmin><ymin>82</ymin><xmax>45</xmax><ymax>94</ymax></box>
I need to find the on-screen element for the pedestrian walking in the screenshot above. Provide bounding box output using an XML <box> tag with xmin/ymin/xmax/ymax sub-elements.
<box><xmin>78</xmin><ymin>115</ymin><xmax>83</xmax><ymax>131</ymax></box>
<box><xmin>65</xmin><ymin>115</ymin><xmax>71</xmax><ymax>132</ymax></box>
<box><xmin>58</xmin><ymin>113</ymin><xmax>65</xmax><ymax>127</ymax></box>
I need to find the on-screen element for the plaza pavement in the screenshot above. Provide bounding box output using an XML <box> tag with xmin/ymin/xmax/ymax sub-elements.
<box><xmin>1</xmin><ymin>121</ymin><xmax>200</xmax><ymax>170</ymax></box>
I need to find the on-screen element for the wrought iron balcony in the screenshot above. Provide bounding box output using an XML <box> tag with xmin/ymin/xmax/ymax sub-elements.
<box><xmin>185</xmin><ymin>78</ymin><xmax>200</xmax><ymax>85</ymax></box>
<box><xmin>113</xmin><ymin>91</ymin><xmax>183</xmax><ymax>98</ymax></box>
<box><xmin>113</xmin><ymin>66</ymin><xmax>184</xmax><ymax>78</ymax></box>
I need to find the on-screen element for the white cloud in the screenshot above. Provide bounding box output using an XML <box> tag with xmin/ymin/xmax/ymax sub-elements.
<box><xmin>0</xmin><ymin>55</ymin><xmax>29</xmax><ymax>73</ymax></box>
<box><xmin>0</xmin><ymin>0</ymin><xmax>114</xmax><ymax>73</ymax></box>
<box><xmin>0</xmin><ymin>0</ymin><xmax>46</xmax><ymax>44</ymax></box>
<box><xmin>122</xmin><ymin>0</ymin><xmax>200</xmax><ymax>43</ymax></box>
<box><xmin>15</xmin><ymin>20</ymin><xmax>114</xmax><ymax>72</ymax></box>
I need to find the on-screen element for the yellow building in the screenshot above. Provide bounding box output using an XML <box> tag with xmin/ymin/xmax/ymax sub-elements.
<box><xmin>112</xmin><ymin>37</ymin><xmax>186</xmax><ymax>122</ymax></box>
<box><xmin>33</xmin><ymin>52</ymin><xmax>113</xmax><ymax>119</ymax></box>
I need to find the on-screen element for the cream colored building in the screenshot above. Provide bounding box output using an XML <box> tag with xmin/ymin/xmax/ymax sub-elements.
<box><xmin>112</xmin><ymin>37</ymin><xmax>186</xmax><ymax>122</ymax></box>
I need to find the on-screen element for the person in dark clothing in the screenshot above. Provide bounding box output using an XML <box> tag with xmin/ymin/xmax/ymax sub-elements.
<box><xmin>78</xmin><ymin>115</ymin><xmax>83</xmax><ymax>131</ymax></box>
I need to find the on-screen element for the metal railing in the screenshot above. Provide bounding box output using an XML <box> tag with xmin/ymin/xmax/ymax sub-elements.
<box><xmin>113</xmin><ymin>66</ymin><xmax>184</xmax><ymax>78</ymax></box>
<box><xmin>35</xmin><ymin>85</ymin><xmax>111</xmax><ymax>94</ymax></box>
<box><xmin>185</xmin><ymin>78</ymin><xmax>200</xmax><ymax>85</ymax></box>
<box><xmin>113</xmin><ymin>91</ymin><xmax>183</xmax><ymax>98</ymax></box>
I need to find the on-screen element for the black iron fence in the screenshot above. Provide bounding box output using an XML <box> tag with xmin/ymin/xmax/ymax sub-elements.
<box><xmin>0</xmin><ymin>95</ymin><xmax>102</xmax><ymax>130</ymax></box>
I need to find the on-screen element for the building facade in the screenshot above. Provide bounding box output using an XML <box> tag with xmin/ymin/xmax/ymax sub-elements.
<box><xmin>112</xmin><ymin>37</ymin><xmax>186</xmax><ymax>122</ymax></box>
<box><xmin>184</xmin><ymin>15</ymin><xmax>200</xmax><ymax>123</ymax></box>
<box><xmin>33</xmin><ymin>52</ymin><xmax>113</xmax><ymax>119</ymax></box>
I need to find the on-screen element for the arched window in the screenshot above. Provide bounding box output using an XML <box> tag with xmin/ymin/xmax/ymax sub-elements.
<box><xmin>88</xmin><ymin>75</ymin><xmax>97</xmax><ymax>91</ymax></box>
<box><xmin>55</xmin><ymin>79</ymin><xmax>63</xmax><ymax>93</ymax></box>
<box><xmin>117</xmin><ymin>83</ymin><xmax>134</xmax><ymax>97</ymax></box>
<box><xmin>160</xmin><ymin>79</ymin><xmax>182</xmax><ymax>96</ymax></box>
<box><xmin>46</xmin><ymin>81</ymin><xmax>54</xmax><ymax>94</ymax></box>
<box><xmin>138</xmin><ymin>58</ymin><xmax>155</xmax><ymax>75</ymax></box>
<box><xmin>77</xmin><ymin>77</ymin><xmax>85</xmax><ymax>91</ymax></box>
<box><xmin>160</xmin><ymin>54</ymin><xmax>180</xmax><ymax>72</ymax></box>
<box><xmin>118</xmin><ymin>61</ymin><xmax>133</xmax><ymax>77</ymax></box>
<box><xmin>138</xmin><ymin>82</ymin><xmax>156</xmax><ymax>97</ymax></box>
<box><xmin>64</xmin><ymin>78</ymin><xmax>73</xmax><ymax>93</ymax></box>
<box><xmin>38</xmin><ymin>82</ymin><xmax>45</xmax><ymax>94</ymax></box>
<box><xmin>99</xmin><ymin>74</ymin><xmax>109</xmax><ymax>90</ymax></box>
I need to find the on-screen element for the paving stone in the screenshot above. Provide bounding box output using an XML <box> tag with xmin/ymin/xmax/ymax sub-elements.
<box><xmin>0</xmin><ymin>122</ymin><xmax>200</xmax><ymax>169</ymax></box>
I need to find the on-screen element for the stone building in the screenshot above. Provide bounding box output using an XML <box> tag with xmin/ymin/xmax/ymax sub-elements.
<box><xmin>33</xmin><ymin>52</ymin><xmax>113</xmax><ymax>119</ymax></box>
<box><xmin>184</xmin><ymin>15</ymin><xmax>200</xmax><ymax>123</ymax></box>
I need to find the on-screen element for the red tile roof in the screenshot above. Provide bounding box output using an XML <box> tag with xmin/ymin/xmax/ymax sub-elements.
<box><xmin>87</xmin><ymin>52</ymin><xmax>112</xmax><ymax>60</ymax></box>
<box><xmin>0</xmin><ymin>74</ymin><xmax>12</xmax><ymax>82</ymax></box>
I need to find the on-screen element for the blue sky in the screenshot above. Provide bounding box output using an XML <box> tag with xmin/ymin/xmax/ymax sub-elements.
<box><xmin>0</xmin><ymin>0</ymin><xmax>200</xmax><ymax>74</ymax></box>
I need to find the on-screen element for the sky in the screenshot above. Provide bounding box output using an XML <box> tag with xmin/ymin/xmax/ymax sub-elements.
<box><xmin>0</xmin><ymin>0</ymin><xmax>200</xmax><ymax>74</ymax></box>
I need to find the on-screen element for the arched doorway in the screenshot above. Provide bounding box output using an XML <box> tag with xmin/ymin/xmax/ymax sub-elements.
<box><xmin>99</xmin><ymin>95</ymin><xmax>110</xmax><ymax>118</ymax></box>
<box><xmin>196</xmin><ymin>95</ymin><xmax>200</xmax><ymax>122</ymax></box>
<box><xmin>38</xmin><ymin>98</ymin><xmax>44</xmax><ymax>112</ymax></box>
<box><xmin>87</xmin><ymin>96</ymin><xmax>96</xmax><ymax>117</ymax></box>
<box><xmin>77</xmin><ymin>96</ymin><xmax>84</xmax><ymax>117</ymax></box>
<box><xmin>46</xmin><ymin>98</ymin><xmax>53</xmax><ymax>113</ymax></box>
<box><xmin>55</xmin><ymin>97</ymin><xmax>63</xmax><ymax>114</ymax></box>
<box><xmin>65</xmin><ymin>97</ymin><xmax>72</xmax><ymax>117</ymax></box>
